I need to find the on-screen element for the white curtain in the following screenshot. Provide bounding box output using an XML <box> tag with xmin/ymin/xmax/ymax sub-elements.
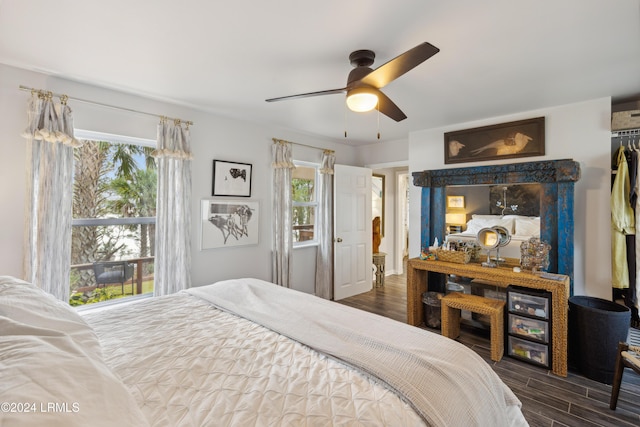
<box><xmin>22</xmin><ymin>91</ymin><xmax>80</xmax><ymax>301</ymax></box>
<box><xmin>153</xmin><ymin>118</ymin><xmax>192</xmax><ymax>296</ymax></box>
<box><xmin>272</xmin><ymin>140</ymin><xmax>295</xmax><ymax>287</ymax></box>
<box><xmin>315</xmin><ymin>150</ymin><xmax>335</xmax><ymax>299</ymax></box>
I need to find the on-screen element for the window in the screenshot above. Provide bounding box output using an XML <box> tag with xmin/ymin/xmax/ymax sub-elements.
<box><xmin>69</xmin><ymin>130</ymin><xmax>157</xmax><ymax>307</ymax></box>
<box><xmin>292</xmin><ymin>161</ymin><xmax>318</xmax><ymax>245</ymax></box>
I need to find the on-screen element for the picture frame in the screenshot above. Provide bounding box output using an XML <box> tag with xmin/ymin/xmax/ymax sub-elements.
<box><xmin>447</xmin><ymin>195</ymin><xmax>465</xmax><ymax>209</ymax></box>
<box><xmin>372</xmin><ymin>174</ymin><xmax>385</xmax><ymax>237</ymax></box>
<box><xmin>212</xmin><ymin>160</ymin><xmax>252</xmax><ymax>197</ymax></box>
<box><xmin>444</xmin><ymin>117</ymin><xmax>545</xmax><ymax>164</ymax></box>
<box><xmin>201</xmin><ymin>199</ymin><xmax>259</xmax><ymax>249</ymax></box>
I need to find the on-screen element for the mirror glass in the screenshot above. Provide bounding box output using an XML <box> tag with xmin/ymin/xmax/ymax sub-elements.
<box><xmin>477</xmin><ymin>228</ymin><xmax>500</xmax><ymax>249</ymax></box>
<box><xmin>445</xmin><ymin>183</ymin><xmax>541</xmax><ymax>237</ymax></box>
<box><xmin>492</xmin><ymin>225</ymin><xmax>511</xmax><ymax>247</ymax></box>
<box><xmin>372</xmin><ymin>174</ymin><xmax>385</xmax><ymax>237</ymax></box>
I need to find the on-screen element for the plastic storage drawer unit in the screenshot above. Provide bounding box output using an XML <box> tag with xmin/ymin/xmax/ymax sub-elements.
<box><xmin>508</xmin><ymin>292</ymin><xmax>549</xmax><ymax>320</ymax></box>
<box><xmin>506</xmin><ymin>285</ymin><xmax>552</xmax><ymax>368</ymax></box>
<box><xmin>508</xmin><ymin>313</ymin><xmax>549</xmax><ymax>344</ymax></box>
<box><xmin>508</xmin><ymin>336</ymin><xmax>549</xmax><ymax>367</ymax></box>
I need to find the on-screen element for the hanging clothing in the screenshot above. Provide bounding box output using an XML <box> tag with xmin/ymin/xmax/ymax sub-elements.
<box><xmin>634</xmin><ymin>148</ymin><xmax>640</xmax><ymax>324</ymax></box>
<box><xmin>628</xmin><ymin>148</ymin><xmax>638</xmax><ymax>207</ymax></box>
<box><xmin>628</xmin><ymin>149</ymin><xmax>638</xmax><ymax>315</ymax></box>
<box><xmin>612</xmin><ymin>146</ymin><xmax>635</xmax><ymax>289</ymax></box>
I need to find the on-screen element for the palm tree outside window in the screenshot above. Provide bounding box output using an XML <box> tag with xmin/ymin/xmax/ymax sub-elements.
<box><xmin>70</xmin><ymin>130</ymin><xmax>157</xmax><ymax>307</ymax></box>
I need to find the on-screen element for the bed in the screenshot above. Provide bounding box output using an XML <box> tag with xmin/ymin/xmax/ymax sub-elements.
<box><xmin>0</xmin><ymin>275</ymin><xmax>528</xmax><ymax>426</ymax></box>
<box><xmin>446</xmin><ymin>214</ymin><xmax>540</xmax><ymax>260</ymax></box>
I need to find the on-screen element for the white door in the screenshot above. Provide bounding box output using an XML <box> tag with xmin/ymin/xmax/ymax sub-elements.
<box><xmin>334</xmin><ymin>164</ymin><xmax>372</xmax><ymax>300</ymax></box>
<box><xmin>396</xmin><ymin>171</ymin><xmax>409</xmax><ymax>275</ymax></box>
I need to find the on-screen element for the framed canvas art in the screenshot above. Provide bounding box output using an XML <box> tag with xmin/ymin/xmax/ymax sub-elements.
<box><xmin>212</xmin><ymin>160</ymin><xmax>252</xmax><ymax>197</ymax></box>
<box><xmin>201</xmin><ymin>199</ymin><xmax>259</xmax><ymax>249</ymax></box>
<box><xmin>444</xmin><ymin>117</ymin><xmax>545</xmax><ymax>164</ymax></box>
<box><xmin>446</xmin><ymin>195</ymin><xmax>465</xmax><ymax>209</ymax></box>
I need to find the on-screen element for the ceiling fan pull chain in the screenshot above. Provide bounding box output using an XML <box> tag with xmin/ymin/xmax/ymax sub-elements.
<box><xmin>344</xmin><ymin>103</ymin><xmax>348</xmax><ymax>138</ymax></box>
<box><xmin>377</xmin><ymin>107</ymin><xmax>381</xmax><ymax>140</ymax></box>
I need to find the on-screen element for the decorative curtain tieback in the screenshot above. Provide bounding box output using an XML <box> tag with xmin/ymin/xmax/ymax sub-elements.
<box><xmin>151</xmin><ymin>148</ymin><xmax>193</xmax><ymax>160</ymax></box>
<box><xmin>272</xmin><ymin>160</ymin><xmax>296</xmax><ymax>169</ymax></box>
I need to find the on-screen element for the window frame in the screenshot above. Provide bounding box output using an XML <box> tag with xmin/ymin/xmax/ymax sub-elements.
<box><xmin>70</xmin><ymin>129</ymin><xmax>157</xmax><ymax>308</ymax></box>
<box><xmin>292</xmin><ymin>160</ymin><xmax>319</xmax><ymax>248</ymax></box>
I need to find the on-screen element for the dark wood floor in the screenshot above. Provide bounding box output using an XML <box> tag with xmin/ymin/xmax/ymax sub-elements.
<box><xmin>337</xmin><ymin>268</ymin><xmax>640</xmax><ymax>427</ymax></box>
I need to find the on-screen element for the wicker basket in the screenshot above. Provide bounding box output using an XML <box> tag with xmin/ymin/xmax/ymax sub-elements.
<box><xmin>436</xmin><ymin>248</ymin><xmax>471</xmax><ymax>264</ymax></box>
<box><xmin>612</xmin><ymin>110</ymin><xmax>640</xmax><ymax>131</ymax></box>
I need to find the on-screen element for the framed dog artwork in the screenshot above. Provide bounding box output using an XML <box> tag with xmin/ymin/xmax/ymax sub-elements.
<box><xmin>212</xmin><ymin>160</ymin><xmax>252</xmax><ymax>197</ymax></box>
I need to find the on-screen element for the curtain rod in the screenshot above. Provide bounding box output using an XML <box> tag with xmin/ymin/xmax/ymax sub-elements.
<box><xmin>19</xmin><ymin>85</ymin><xmax>194</xmax><ymax>126</ymax></box>
<box><xmin>272</xmin><ymin>138</ymin><xmax>334</xmax><ymax>154</ymax></box>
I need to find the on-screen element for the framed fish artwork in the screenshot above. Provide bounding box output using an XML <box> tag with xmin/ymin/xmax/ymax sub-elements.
<box><xmin>212</xmin><ymin>160</ymin><xmax>252</xmax><ymax>197</ymax></box>
<box><xmin>444</xmin><ymin>117</ymin><xmax>545</xmax><ymax>164</ymax></box>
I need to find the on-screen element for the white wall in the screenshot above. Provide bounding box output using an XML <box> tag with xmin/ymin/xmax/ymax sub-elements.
<box><xmin>355</xmin><ymin>138</ymin><xmax>408</xmax><ymax>166</ymax></box>
<box><xmin>0</xmin><ymin>63</ymin><xmax>358</xmax><ymax>293</ymax></box>
<box><xmin>409</xmin><ymin>98</ymin><xmax>612</xmax><ymax>298</ymax></box>
<box><xmin>0</xmin><ymin>62</ymin><xmax>615</xmax><ymax>299</ymax></box>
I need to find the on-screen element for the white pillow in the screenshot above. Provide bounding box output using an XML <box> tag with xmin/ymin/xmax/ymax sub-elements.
<box><xmin>0</xmin><ymin>276</ymin><xmax>150</xmax><ymax>427</ymax></box>
<box><xmin>0</xmin><ymin>276</ymin><xmax>102</xmax><ymax>359</ymax></box>
<box><xmin>515</xmin><ymin>217</ymin><xmax>540</xmax><ymax>237</ymax></box>
<box><xmin>465</xmin><ymin>216</ymin><xmax>515</xmax><ymax>234</ymax></box>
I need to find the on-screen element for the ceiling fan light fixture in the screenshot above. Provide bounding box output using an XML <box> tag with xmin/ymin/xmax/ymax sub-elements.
<box><xmin>346</xmin><ymin>87</ymin><xmax>378</xmax><ymax>112</ymax></box>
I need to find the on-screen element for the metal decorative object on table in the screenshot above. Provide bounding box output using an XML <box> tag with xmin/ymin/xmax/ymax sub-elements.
<box><xmin>476</xmin><ymin>228</ymin><xmax>501</xmax><ymax>268</ymax></box>
<box><xmin>491</xmin><ymin>225</ymin><xmax>511</xmax><ymax>264</ymax></box>
<box><xmin>520</xmin><ymin>237</ymin><xmax>551</xmax><ymax>272</ymax></box>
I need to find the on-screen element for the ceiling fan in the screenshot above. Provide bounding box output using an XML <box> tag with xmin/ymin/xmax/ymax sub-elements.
<box><xmin>265</xmin><ymin>42</ymin><xmax>439</xmax><ymax>122</ymax></box>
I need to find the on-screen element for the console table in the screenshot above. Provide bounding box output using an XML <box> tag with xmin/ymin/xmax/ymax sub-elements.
<box><xmin>407</xmin><ymin>257</ymin><xmax>570</xmax><ymax>377</ymax></box>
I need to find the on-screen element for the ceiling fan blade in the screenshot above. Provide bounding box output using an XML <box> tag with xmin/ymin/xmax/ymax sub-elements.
<box><xmin>375</xmin><ymin>90</ymin><xmax>407</xmax><ymax>122</ymax></box>
<box><xmin>360</xmin><ymin>42</ymin><xmax>439</xmax><ymax>89</ymax></box>
<box><xmin>266</xmin><ymin>87</ymin><xmax>346</xmax><ymax>102</ymax></box>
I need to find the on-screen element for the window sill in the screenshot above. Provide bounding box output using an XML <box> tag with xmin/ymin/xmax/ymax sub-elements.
<box><xmin>75</xmin><ymin>292</ymin><xmax>153</xmax><ymax>315</ymax></box>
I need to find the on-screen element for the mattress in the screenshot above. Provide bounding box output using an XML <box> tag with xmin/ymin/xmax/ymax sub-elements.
<box><xmin>86</xmin><ymin>290</ymin><xmax>425</xmax><ymax>426</ymax></box>
<box><xmin>0</xmin><ymin>276</ymin><xmax>528</xmax><ymax>426</ymax></box>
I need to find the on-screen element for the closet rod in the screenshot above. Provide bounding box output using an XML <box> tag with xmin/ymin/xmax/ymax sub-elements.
<box><xmin>272</xmin><ymin>138</ymin><xmax>334</xmax><ymax>154</ymax></box>
<box><xmin>612</xmin><ymin>129</ymin><xmax>640</xmax><ymax>137</ymax></box>
<box><xmin>18</xmin><ymin>85</ymin><xmax>194</xmax><ymax>126</ymax></box>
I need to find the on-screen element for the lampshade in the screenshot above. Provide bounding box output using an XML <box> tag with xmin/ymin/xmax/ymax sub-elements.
<box><xmin>346</xmin><ymin>87</ymin><xmax>378</xmax><ymax>112</ymax></box>
<box><xmin>445</xmin><ymin>213</ymin><xmax>467</xmax><ymax>225</ymax></box>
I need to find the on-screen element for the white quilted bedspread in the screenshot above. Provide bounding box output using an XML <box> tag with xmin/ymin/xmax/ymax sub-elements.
<box><xmin>84</xmin><ymin>292</ymin><xmax>426</xmax><ymax>426</ymax></box>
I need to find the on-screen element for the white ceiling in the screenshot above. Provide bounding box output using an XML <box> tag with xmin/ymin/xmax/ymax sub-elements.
<box><xmin>1</xmin><ymin>0</ymin><xmax>639</xmax><ymax>145</ymax></box>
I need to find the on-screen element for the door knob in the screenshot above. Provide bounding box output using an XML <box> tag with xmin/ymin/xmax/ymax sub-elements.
<box><xmin>336</xmin><ymin>237</ymin><xmax>343</xmax><ymax>242</ymax></box>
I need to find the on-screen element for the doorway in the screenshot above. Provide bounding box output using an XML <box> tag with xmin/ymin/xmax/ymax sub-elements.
<box><xmin>370</xmin><ymin>164</ymin><xmax>409</xmax><ymax>277</ymax></box>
